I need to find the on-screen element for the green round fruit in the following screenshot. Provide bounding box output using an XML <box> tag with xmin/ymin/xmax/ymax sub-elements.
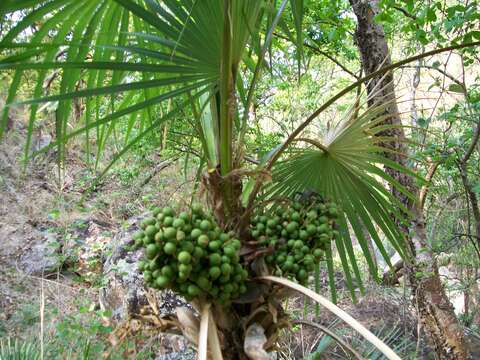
<box><xmin>304</xmin><ymin>255</ymin><xmax>314</xmax><ymax>265</ymax></box>
<box><xmin>318</xmin><ymin>215</ymin><xmax>328</xmax><ymax>223</ymax></box>
<box><xmin>221</xmin><ymin>263</ymin><xmax>232</xmax><ymax>275</ymax></box>
<box><xmin>161</xmin><ymin>265</ymin><xmax>174</xmax><ymax>279</ymax></box>
<box><xmin>209</xmin><ymin>266</ymin><xmax>221</xmax><ymax>279</ymax></box>
<box><xmin>297</xmin><ymin>269</ymin><xmax>308</xmax><ymax>280</ymax></box>
<box><xmin>172</xmin><ymin>218</ymin><xmax>185</xmax><ymax>229</ymax></box>
<box><xmin>313</xmin><ymin>248</ymin><xmax>323</xmax><ymax>258</ymax></box>
<box><xmin>149</xmin><ymin>260</ymin><xmax>160</xmax><ymax>271</ymax></box>
<box><xmin>328</xmin><ymin>207</ymin><xmax>338</xmax><ymax>217</ymax></box>
<box><xmin>143</xmin><ymin>271</ymin><xmax>152</xmax><ymax>283</ymax></box>
<box><xmin>219</xmin><ymin>233</ymin><xmax>230</xmax><ymax>242</ymax></box>
<box><xmin>178</xmin><ymin>271</ymin><xmax>188</xmax><ymax>280</ymax></box>
<box><xmin>306</xmin><ymin>210</ymin><xmax>318</xmax><ymax>220</ymax></box>
<box><xmin>143</xmin><ymin>236</ymin><xmax>153</xmax><ymax>246</ymax></box>
<box><xmin>209</xmin><ymin>253</ymin><xmax>222</xmax><ymax>266</ymax></box>
<box><xmin>219</xmin><ymin>274</ymin><xmax>230</xmax><ymax>284</ymax></box>
<box><xmin>317</xmin><ymin>224</ymin><xmax>329</xmax><ymax>234</ymax></box>
<box><xmin>193</xmin><ymin>246</ymin><xmax>204</xmax><ymax>258</ymax></box>
<box><xmin>267</xmin><ymin>219</ymin><xmax>277</xmax><ymax>228</ymax></box>
<box><xmin>299</xmin><ymin>230</ymin><xmax>309</xmax><ymax>240</ymax></box>
<box><xmin>199</xmin><ymin>220</ymin><xmax>212</xmax><ymax>231</ymax></box>
<box><xmin>188</xmin><ymin>284</ymin><xmax>201</xmax><ymax>297</ymax></box>
<box><xmin>178</xmin><ymin>211</ymin><xmax>190</xmax><ymax>221</ymax></box>
<box><xmin>134</xmin><ymin>238</ymin><xmax>143</xmax><ymax>248</ymax></box>
<box><xmin>231</xmin><ymin>239</ymin><xmax>241</xmax><ymax>250</ymax></box>
<box><xmin>155</xmin><ymin>275</ymin><xmax>169</xmax><ymax>288</ymax></box>
<box><xmin>181</xmin><ymin>241</ymin><xmax>195</xmax><ymax>254</ymax></box>
<box><xmin>197</xmin><ymin>234</ymin><xmax>209</xmax><ymax>247</ymax></box>
<box><xmin>145</xmin><ymin>225</ymin><xmax>157</xmax><ymax>238</ymax></box>
<box><xmin>152</xmin><ymin>207</ymin><xmax>161</xmax><ymax>217</ymax></box>
<box><xmin>163</xmin><ymin>216</ymin><xmax>174</xmax><ymax>226</ymax></box>
<box><xmin>191</xmin><ymin>203</ymin><xmax>203</xmax><ymax>215</ymax></box>
<box><xmin>163</xmin><ymin>242</ymin><xmax>177</xmax><ymax>255</ymax></box>
<box><xmin>138</xmin><ymin>260</ymin><xmax>146</xmax><ymax>272</ymax></box>
<box><xmin>223</xmin><ymin>246</ymin><xmax>235</xmax><ymax>257</ymax></box>
<box><xmin>223</xmin><ymin>283</ymin><xmax>233</xmax><ymax>293</ymax></box>
<box><xmin>163</xmin><ymin>207</ymin><xmax>174</xmax><ymax>217</ymax></box>
<box><xmin>209</xmin><ymin>241</ymin><xmax>221</xmax><ymax>252</ymax></box>
<box><xmin>241</xmin><ymin>269</ymin><xmax>249</xmax><ymax>280</ymax></box>
<box><xmin>286</xmin><ymin>221</ymin><xmax>298</xmax><ymax>233</ymax></box>
<box><xmin>178</xmin><ymin>251</ymin><xmax>192</xmax><ymax>264</ymax></box>
<box><xmin>133</xmin><ymin>231</ymin><xmax>144</xmax><ymax>241</ymax></box>
<box><xmin>191</xmin><ymin>228</ymin><xmax>202</xmax><ymax>239</ymax></box>
<box><xmin>294</xmin><ymin>240</ymin><xmax>303</xmax><ymax>249</ymax></box>
<box><xmin>176</xmin><ymin>230</ymin><xmax>186</xmax><ymax>242</ymax></box>
<box><xmin>256</xmin><ymin>223</ymin><xmax>265</xmax><ymax>232</ymax></box>
<box><xmin>291</xmin><ymin>212</ymin><xmax>300</xmax><ymax>221</ymax></box>
<box><xmin>164</xmin><ymin>227</ymin><xmax>177</xmax><ymax>240</ymax></box>
<box><xmin>306</xmin><ymin>224</ymin><xmax>317</xmax><ymax>236</ymax></box>
<box><xmin>197</xmin><ymin>277</ymin><xmax>211</xmax><ymax>291</ymax></box>
<box><xmin>145</xmin><ymin>244</ymin><xmax>159</xmax><ymax>259</ymax></box>
<box><xmin>179</xmin><ymin>263</ymin><xmax>192</xmax><ymax>273</ymax></box>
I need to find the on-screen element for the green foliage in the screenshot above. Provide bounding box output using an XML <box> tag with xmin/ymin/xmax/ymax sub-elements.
<box><xmin>0</xmin><ymin>338</ymin><xmax>40</xmax><ymax>360</ymax></box>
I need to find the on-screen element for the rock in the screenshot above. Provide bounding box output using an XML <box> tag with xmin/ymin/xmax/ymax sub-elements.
<box><xmin>155</xmin><ymin>334</ymin><xmax>196</xmax><ymax>360</ymax></box>
<box><xmin>18</xmin><ymin>233</ymin><xmax>61</xmax><ymax>275</ymax></box>
<box><xmin>63</xmin><ymin>219</ymin><xmax>112</xmax><ymax>281</ymax></box>
<box><xmin>155</xmin><ymin>349</ymin><xmax>196</xmax><ymax>360</ymax></box>
<box><xmin>99</xmin><ymin>215</ymin><xmax>187</xmax><ymax>320</ymax></box>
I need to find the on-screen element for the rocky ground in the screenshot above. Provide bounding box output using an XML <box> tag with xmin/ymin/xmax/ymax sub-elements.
<box><xmin>0</xmin><ymin>119</ymin><xmax>197</xmax><ymax>358</ymax></box>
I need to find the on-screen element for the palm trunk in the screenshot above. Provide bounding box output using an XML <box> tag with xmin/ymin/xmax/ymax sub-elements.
<box><xmin>348</xmin><ymin>0</ymin><xmax>471</xmax><ymax>358</ymax></box>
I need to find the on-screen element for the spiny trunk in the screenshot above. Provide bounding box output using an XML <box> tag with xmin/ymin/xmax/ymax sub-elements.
<box><xmin>348</xmin><ymin>0</ymin><xmax>471</xmax><ymax>358</ymax></box>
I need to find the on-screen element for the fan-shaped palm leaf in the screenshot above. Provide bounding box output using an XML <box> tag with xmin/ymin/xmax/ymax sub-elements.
<box><xmin>263</xmin><ymin>102</ymin><xmax>422</xmax><ymax>300</ymax></box>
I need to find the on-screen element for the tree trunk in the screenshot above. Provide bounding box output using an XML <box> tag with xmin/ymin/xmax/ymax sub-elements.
<box><xmin>348</xmin><ymin>0</ymin><xmax>471</xmax><ymax>358</ymax></box>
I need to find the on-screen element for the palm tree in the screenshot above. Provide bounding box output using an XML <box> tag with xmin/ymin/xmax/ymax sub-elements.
<box><xmin>0</xmin><ymin>1</ymin><xmax>478</xmax><ymax>358</ymax></box>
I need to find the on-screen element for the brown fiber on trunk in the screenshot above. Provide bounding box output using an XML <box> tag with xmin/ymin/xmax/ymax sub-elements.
<box><xmin>348</xmin><ymin>0</ymin><xmax>471</xmax><ymax>358</ymax></box>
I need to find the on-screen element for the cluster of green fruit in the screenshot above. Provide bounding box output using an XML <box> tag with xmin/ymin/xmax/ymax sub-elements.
<box><xmin>252</xmin><ymin>197</ymin><xmax>339</xmax><ymax>284</ymax></box>
<box><xmin>132</xmin><ymin>205</ymin><xmax>248</xmax><ymax>304</ymax></box>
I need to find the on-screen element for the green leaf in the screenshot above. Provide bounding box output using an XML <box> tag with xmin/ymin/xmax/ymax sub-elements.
<box><xmin>448</xmin><ymin>83</ymin><xmax>465</xmax><ymax>93</ymax></box>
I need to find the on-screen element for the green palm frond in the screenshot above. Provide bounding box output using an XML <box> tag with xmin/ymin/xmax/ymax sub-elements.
<box><xmin>264</xmin><ymin>102</ymin><xmax>421</xmax><ymax>300</ymax></box>
<box><xmin>0</xmin><ymin>0</ymin><xmax>265</xmax><ymax>172</ymax></box>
